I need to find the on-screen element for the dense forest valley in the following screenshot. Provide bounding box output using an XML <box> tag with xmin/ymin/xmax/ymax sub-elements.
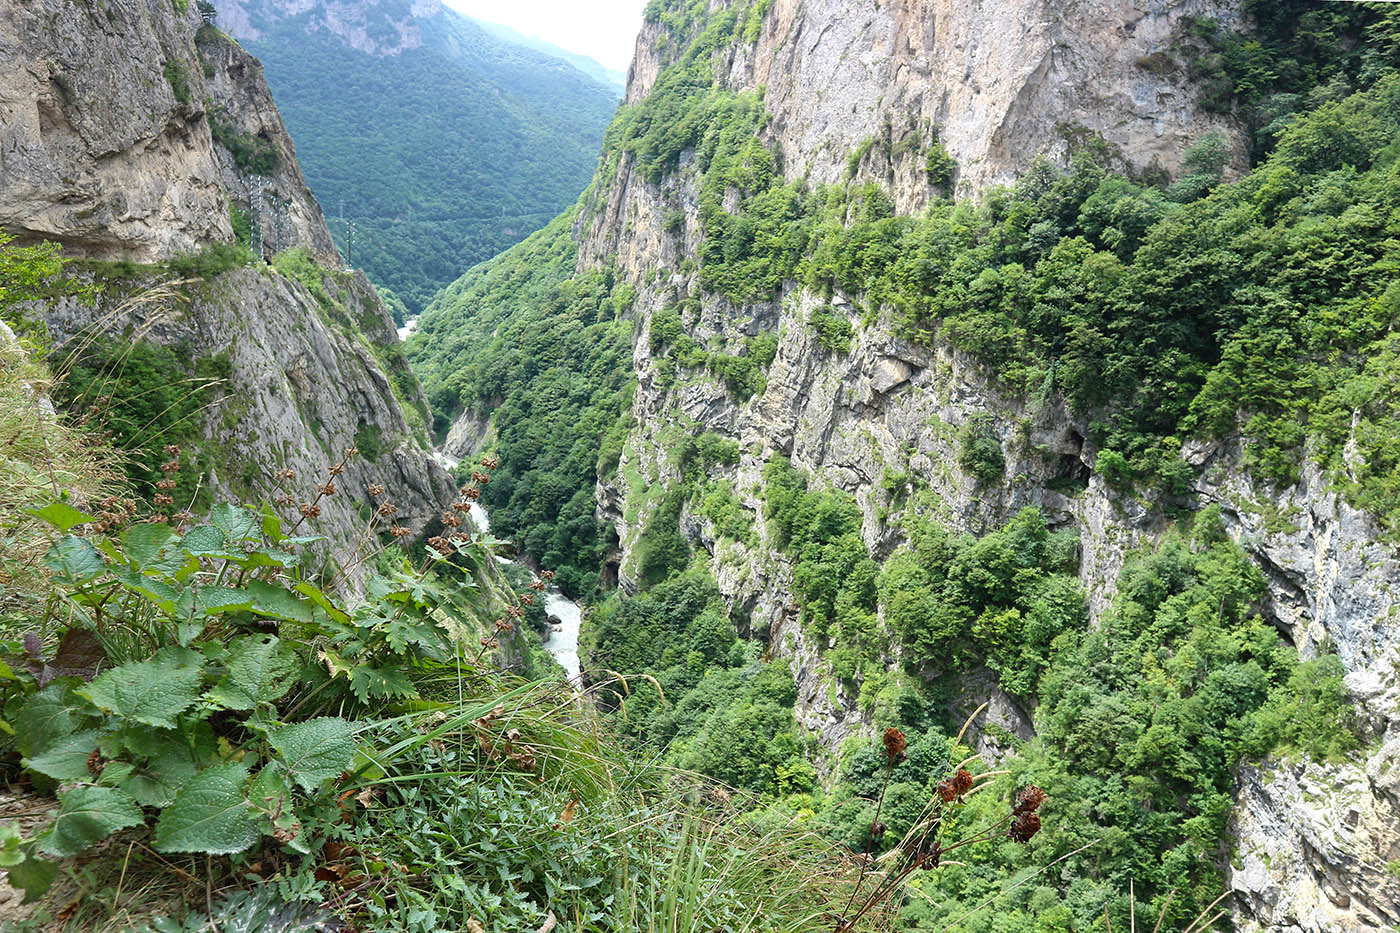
<box><xmin>2</xmin><ymin>0</ymin><xmax>1400</xmax><ymax>931</ymax></box>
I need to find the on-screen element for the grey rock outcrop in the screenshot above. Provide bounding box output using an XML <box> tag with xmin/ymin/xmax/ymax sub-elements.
<box><xmin>217</xmin><ymin>0</ymin><xmax>445</xmax><ymax>55</ymax></box>
<box><xmin>0</xmin><ymin>0</ymin><xmax>452</xmax><ymax>574</ymax></box>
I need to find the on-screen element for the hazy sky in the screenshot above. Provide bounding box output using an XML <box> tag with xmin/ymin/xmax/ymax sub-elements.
<box><xmin>443</xmin><ymin>0</ymin><xmax>646</xmax><ymax>72</ymax></box>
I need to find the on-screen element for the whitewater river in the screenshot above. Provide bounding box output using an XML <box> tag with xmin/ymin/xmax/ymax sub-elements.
<box><xmin>435</xmin><ymin>452</ymin><xmax>583</xmax><ymax>682</ymax></box>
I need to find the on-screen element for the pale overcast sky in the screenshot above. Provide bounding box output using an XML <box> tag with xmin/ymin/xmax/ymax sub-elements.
<box><xmin>443</xmin><ymin>0</ymin><xmax>646</xmax><ymax>72</ymax></box>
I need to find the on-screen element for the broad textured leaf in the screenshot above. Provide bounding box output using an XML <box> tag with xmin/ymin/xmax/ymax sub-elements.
<box><xmin>6</xmin><ymin>856</ymin><xmax>59</xmax><ymax>901</ymax></box>
<box><xmin>30</xmin><ymin>501</ymin><xmax>95</xmax><ymax>533</ymax></box>
<box><xmin>268</xmin><ymin>718</ymin><xmax>355</xmax><ymax>791</ymax></box>
<box><xmin>122</xmin><ymin>523</ymin><xmax>179</xmax><ymax>572</ymax></box>
<box><xmin>248</xmin><ymin>764</ymin><xmax>309</xmax><ymax>852</ymax></box>
<box><xmin>207</xmin><ymin>635</ymin><xmax>295</xmax><ymax>711</ymax></box>
<box><xmin>116</xmin><ymin>571</ymin><xmax>179</xmax><ymax>613</ymax></box>
<box><xmin>175</xmin><ymin>585</ymin><xmax>255</xmax><ymax>620</ymax></box>
<box><xmin>14</xmin><ymin>683</ymin><xmax>79</xmax><ymax>758</ymax></box>
<box><xmin>0</xmin><ymin>822</ymin><xmax>22</xmax><ymax>867</ymax></box>
<box><xmin>96</xmin><ymin>760</ymin><xmax>136</xmax><ymax>787</ymax></box>
<box><xmin>210</xmin><ymin>503</ymin><xmax>259</xmax><ymax>544</ymax></box>
<box><xmin>24</xmin><ymin>730</ymin><xmax>99</xmax><ymax>782</ymax></box>
<box><xmin>153</xmin><ymin>761</ymin><xmax>257</xmax><ymax>855</ymax></box>
<box><xmin>37</xmin><ymin>786</ymin><xmax>143</xmax><ymax>857</ymax></box>
<box><xmin>44</xmin><ymin>535</ymin><xmax>105</xmax><ymax>582</ymax></box>
<box><xmin>80</xmin><ymin>651</ymin><xmax>202</xmax><ymax>728</ymax></box>
<box><xmin>122</xmin><ymin>745</ymin><xmax>199</xmax><ymax>808</ymax></box>
<box><xmin>294</xmin><ymin>581</ymin><xmax>350</xmax><ymax>624</ymax></box>
<box><xmin>260</xmin><ymin>507</ymin><xmax>284</xmax><ymax>542</ymax></box>
<box><xmin>245</xmin><ymin>580</ymin><xmax>312</xmax><ymax>624</ymax></box>
<box><xmin>179</xmin><ymin>524</ymin><xmax>233</xmax><ymax>558</ymax></box>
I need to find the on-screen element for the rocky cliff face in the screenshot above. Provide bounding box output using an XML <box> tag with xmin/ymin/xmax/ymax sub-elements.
<box><xmin>553</xmin><ymin>1</ymin><xmax>1400</xmax><ymax>929</ymax></box>
<box><xmin>0</xmin><ymin>0</ymin><xmax>452</xmax><ymax>574</ymax></box>
<box><xmin>217</xmin><ymin>0</ymin><xmax>443</xmax><ymax>55</ymax></box>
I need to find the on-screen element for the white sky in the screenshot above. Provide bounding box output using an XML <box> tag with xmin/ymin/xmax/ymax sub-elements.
<box><xmin>443</xmin><ymin>0</ymin><xmax>646</xmax><ymax>72</ymax></box>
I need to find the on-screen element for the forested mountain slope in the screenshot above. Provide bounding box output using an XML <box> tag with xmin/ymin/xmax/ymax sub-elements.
<box><xmin>409</xmin><ymin>1</ymin><xmax>1400</xmax><ymax>930</ymax></box>
<box><xmin>216</xmin><ymin>0</ymin><xmax>621</xmax><ymax>314</ymax></box>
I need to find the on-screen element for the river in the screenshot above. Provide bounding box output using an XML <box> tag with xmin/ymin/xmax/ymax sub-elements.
<box><xmin>435</xmin><ymin>452</ymin><xmax>583</xmax><ymax>682</ymax></box>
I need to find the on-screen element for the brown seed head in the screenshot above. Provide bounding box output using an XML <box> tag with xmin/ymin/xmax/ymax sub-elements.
<box><xmin>318</xmin><ymin>482</ymin><xmax>338</xmax><ymax>497</ymax></box>
<box><xmin>952</xmin><ymin>769</ymin><xmax>974</xmax><ymax>795</ymax></box>
<box><xmin>1008</xmin><ymin>811</ymin><xmax>1041</xmax><ymax>843</ymax></box>
<box><xmin>153</xmin><ymin>494</ymin><xmax>174</xmax><ymax>507</ymax></box>
<box><xmin>465</xmin><ymin>487</ymin><xmax>481</xmax><ymax>501</ymax></box>
<box><xmin>377</xmin><ymin>502</ymin><xmax>398</xmax><ymax>518</ymax></box>
<box><xmin>276</xmin><ymin>468</ymin><xmax>297</xmax><ymax>482</ymax></box>
<box><xmin>275</xmin><ymin>493</ymin><xmax>296</xmax><ymax>507</ymax></box>
<box><xmin>160</xmin><ymin>459</ymin><xmax>180</xmax><ymax>474</ymax></box>
<box><xmin>300</xmin><ymin>503</ymin><xmax>322</xmax><ymax>519</ymax></box>
<box><xmin>882</xmin><ymin>727</ymin><xmax>907</xmax><ymax>764</ymax></box>
<box><xmin>1013</xmin><ymin>785</ymin><xmax>1046</xmax><ymax>815</ymax></box>
<box><xmin>162</xmin><ymin>444</ymin><xmax>181</xmax><ymax>457</ymax></box>
<box><xmin>391</xmin><ymin>525</ymin><xmax>412</xmax><ymax>539</ymax></box>
<box><xmin>369</xmin><ymin>483</ymin><xmax>385</xmax><ymax>497</ymax></box>
<box><xmin>540</xmin><ymin>570</ymin><xmax>555</xmax><ymax>581</ymax></box>
<box><xmin>328</xmin><ymin>464</ymin><xmax>344</xmax><ymax>477</ymax></box>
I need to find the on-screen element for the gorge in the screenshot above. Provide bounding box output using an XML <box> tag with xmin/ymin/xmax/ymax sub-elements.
<box><xmin>1</xmin><ymin>0</ymin><xmax>1399</xmax><ymax>930</ymax></box>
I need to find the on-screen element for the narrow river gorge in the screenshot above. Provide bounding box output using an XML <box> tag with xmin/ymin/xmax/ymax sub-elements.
<box><xmin>436</xmin><ymin>452</ymin><xmax>583</xmax><ymax>682</ymax></box>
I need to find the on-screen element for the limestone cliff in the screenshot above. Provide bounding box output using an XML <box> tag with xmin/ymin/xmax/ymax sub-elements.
<box><xmin>539</xmin><ymin>1</ymin><xmax>1400</xmax><ymax>929</ymax></box>
<box><xmin>216</xmin><ymin>0</ymin><xmax>444</xmax><ymax>56</ymax></box>
<box><xmin>0</xmin><ymin>0</ymin><xmax>452</xmax><ymax>571</ymax></box>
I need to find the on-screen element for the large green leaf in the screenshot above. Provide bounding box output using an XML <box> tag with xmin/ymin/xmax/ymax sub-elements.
<box><xmin>120</xmin><ymin>741</ymin><xmax>201</xmax><ymax>808</ymax></box>
<box><xmin>36</xmin><ymin>786</ymin><xmax>143</xmax><ymax>857</ymax></box>
<box><xmin>79</xmin><ymin>649</ymin><xmax>202</xmax><ymax>728</ymax></box>
<box><xmin>246</xmin><ymin>579</ymin><xmax>313</xmax><ymax>624</ymax></box>
<box><xmin>29</xmin><ymin>501</ymin><xmax>95</xmax><ymax>533</ymax></box>
<box><xmin>14</xmin><ymin>683</ymin><xmax>79</xmax><ymax>758</ymax></box>
<box><xmin>268</xmin><ymin>718</ymin><xmax>355</xmax><ymax>792</ymax></box>
<box><xmin>174</xmin><ymin>585</ymin><xmax>256</xmax><ymax>621</ymax></box>
<box><xmin>179</xmin><ymin>524</ymin><xmax>235</xmax><ymax>559</ymax></box>
<box><xmin>153</xmin><ymin>761</ymin><xmax>257</xmax><ymax>855</ymax></box>
<box><xmin>0</xmin><ymin>822</ymin><xmax>23</xmax><ymax>867</ymax></box>
<box><xmin>248</xmin><ymin>764</ymin><xmax>309</xmax><ymax>853</ymax></box>
<box><xmin>210</xmin><ymin>503</ymin><xmax>259</xmax><ymax>544</ymax></box>
<box><xmin>44</xmin><ymin>535</ymin><xmax>105</xmax><ymax>582</ymax></box>
<box><xmin>293</xmin><ymin>581</ymin><xmax>350</xmax><ymax>625</ymax></box>
<box><xmin>116</xmin><ymin>570</ymin><xmax>179</xmax><ymax>613</ymax></box>
<box><xmin>6</xmin><ymin>856</ymin><xmax>59</xmax><ymax>901</ymax></box>
<box><xmin>206</xmin><ymin>635</ymin><xmax>296</xmax><ymax>711</ymax></box>
<box><xmin>23</xmin><ymin>730</ymin><xmax>99</xmax><ymax>782</ymax></box>
<box><xmin>122</xmin><ymin>523</ymin><xmax>180</xmax><ymax>573</ymax></box>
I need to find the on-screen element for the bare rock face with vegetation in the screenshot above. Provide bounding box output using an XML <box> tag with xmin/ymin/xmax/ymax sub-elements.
<box><xmin>0</xmin><ymin>0</ymin><xmax>451</xmax><ymax>565</ymax></box>
<box><xmin>411</xmin><ymin>1</ymin><xmax>1400</xmax><ymax>930</ymax></box>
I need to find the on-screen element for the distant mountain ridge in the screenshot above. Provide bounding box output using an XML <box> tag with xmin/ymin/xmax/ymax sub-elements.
<box><xmin>214</xmin><ymin>0</ymin><xmax>619</xmax><ymax>313</ymax></box>
<box><xmin>473</xmin><ymin>17</ymin><xmax>626</xmax><ymax>93</ymax></box>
